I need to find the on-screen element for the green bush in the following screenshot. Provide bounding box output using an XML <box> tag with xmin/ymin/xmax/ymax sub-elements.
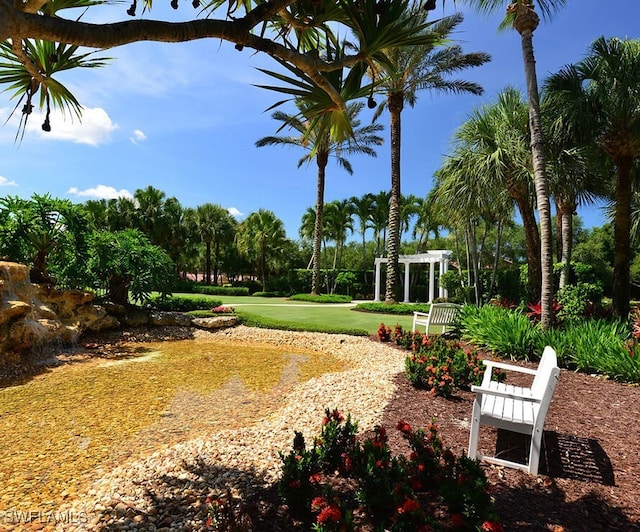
<box><xmin>459</xmin><ymin>304</ymin><xmax>539</xmax><ymax>361</ymax></box>
<box><xmin>555</xmin><ymin>282</ymin><xmax>603</xmax><ymax>324</ymax></box>
<box><xmin>149</xmin><ymin>294</ymin><xmax>222</xmax><ymax>311</ymax></box>
<box><xmin>194</xmin><ymin>285</ymin><xmax>250</xmax><ymax>296</ymax></box>
<box><xmin>253</xmin><ymin>291</ymin><xmax>288</xmax><ymax>297</ymax></box>
<box><xmin>289</xmin><ymin>293</ymin><xmax>352</xmax><ymax>304</ymax></box>
<box><xmin>355</xmin><ymin>302</ymin><xmax>431</xmax><ymax>314</ymax></box>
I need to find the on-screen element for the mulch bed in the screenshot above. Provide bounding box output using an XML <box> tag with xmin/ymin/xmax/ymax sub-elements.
<box><xmin>378</xmin><ymin>358</ymin><xmax>640</xmax><ymax>531</ymax></box>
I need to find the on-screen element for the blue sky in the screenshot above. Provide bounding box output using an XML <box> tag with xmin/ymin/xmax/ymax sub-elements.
<box><xmin>0</xmin><ymin>0</ymin><xmax>638</xmax><ymax>240</ymax></box>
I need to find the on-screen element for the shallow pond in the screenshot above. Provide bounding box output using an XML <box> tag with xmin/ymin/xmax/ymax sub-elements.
<box><xmin>0</xmin><ymin>339</ymin><xmax>344</xmax><ymax>515</ymax></box>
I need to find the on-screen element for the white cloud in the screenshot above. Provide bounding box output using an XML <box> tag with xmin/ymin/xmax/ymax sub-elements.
<box><xmin>227</xmin><ymin>207</ymin><xmax>243</xmax><ymax>218</ymax></box>
<box><xmin>26</xmin><ymin>107</ymin><xmax>118</xmax><ymax>146</ymax></box>
<box><xmin>67</xmin><ymin>185</ymin><xmax>134</xmax><ymax>200</ymax></box>
<box><xmin>0</xmin><ymin>176</ymin><xmax>17</xmax><ymax>187</ymax></box>
<box><xmin>130</xmin><ymin>129</ymin><xmax>147</xmax><ymax>144</ymax></box>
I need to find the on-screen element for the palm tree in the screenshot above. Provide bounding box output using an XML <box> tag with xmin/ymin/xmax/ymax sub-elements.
<box><xmin>544</xmin><ymin>37</ymin><xmax>640</xmax><ymax>317</ymax></box>
<box><xmin>133</xmin><ymin>186</ymin><xmax>167</xmax><ymax>246</ymax></box>
<box><xmin>323</xmin><ymin>199</ymin><xmax>354</xmax><ymax>270</ymax></box>
<box><xmin>256</xmin><ymin>101</ymin><xmax>382</xmax><ymax>295</ymax></box>
<box><xmin>371</xmin><ymin>190</ymin><xmax>391</xmax><ymax>258</ymax></box>
<box><xmin>460</xmin><ymin>0</ymin><xmax>567</xmax><ymax>326</ymax></box>
<box><xmin>439</xmin><ymin>88</ymin><xmax>537</xmax><ymax>300</ymax></box>
<box><xmin>370</xmin><ymin>9</ymin><xmax>490</xmax><ymax>303</ymax></box>
<box><xmin>350</xmin><ymin>193</ymin><xmax>376</xmax><ymax>271</ymax></box>
<box><xmin>190</xmin><ymin>203</ymin><xmax>234</xmax><ymax>285</ymax></box>
<box><xmin>236</xmin><ymin>209</ymin><xmax>288</xmax><ymax>292</ymax></box>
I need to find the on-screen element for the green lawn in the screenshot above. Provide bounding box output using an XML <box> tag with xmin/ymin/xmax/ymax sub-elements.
<box><xmin>215</xmin><ymin>295</ymin><xmax>415</xmax><ymax>334</ymax></box>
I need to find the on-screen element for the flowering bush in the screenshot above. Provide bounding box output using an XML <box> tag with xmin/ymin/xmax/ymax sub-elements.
<box><xmin>211</xmin><ymin>305</ymin><xmax>235</xmax><ymax>314</ymax></box>
<box><xmin>278</xmin><ymin>410</ymin><xmax>503</xmax><ymax>531</ymax></box>
<box><xmin>377</xmin><ymin>323</ymin><xmax>392</xmax><ymax>342</ymax></box>
<box><xmin>379</xmin><ymin>326</ymin><xmax>486</xmax><ymax>397</ymax></box>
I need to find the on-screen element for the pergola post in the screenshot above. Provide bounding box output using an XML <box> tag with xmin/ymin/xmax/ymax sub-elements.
<box><xmin>374</xmin><ymin>258</ymin><xmax>382</xmax><ymax>302</ymax></box>
<box><xmin>429</xmin><ymin>262</ymin><xmax>435</xmax><ymax>303</ymax></box>
<box><xmin>403</xmin><ymin>261</ymin><xmax>410</xmax><ymax>303</ymax></box>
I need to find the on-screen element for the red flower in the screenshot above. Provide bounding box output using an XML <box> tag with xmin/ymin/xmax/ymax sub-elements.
<box><xmin>482</xmin><ymin>521</ymin><xmax>505</xmax><ymax>532</ymax></box>
<box><xmin>397</xmin><ymin>420</ymin><xmax>412</xmax><ymax>434</ymax></box>
<box><xmin>451</xmin><ymin>513</ymin><xmax>465</xmax><ymax>527</ymax></box>
<box><xmin>309</xmin><ymin>473</ymin><xmax>322</xmax><ymax>484</ymax></box>
<box><xmin>311</xmin><ymin>496</ymin><xmax>326</xmax><ymax>511</ymax></box>
<box><xmin>397</xmin><ymin>496</ymin><xmax>420</xmax><ymax>514</ymax></box>
<box><xmin>317</xmin><ymin>505</ymin><xmax>342</xmax><ymax>524</ymax></box>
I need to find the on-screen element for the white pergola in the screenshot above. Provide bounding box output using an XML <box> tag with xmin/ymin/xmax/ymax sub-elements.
<box><xmin>374</xmin><ymin>251</ymin><xmax>453</xmax><ymax>303</ymax></box>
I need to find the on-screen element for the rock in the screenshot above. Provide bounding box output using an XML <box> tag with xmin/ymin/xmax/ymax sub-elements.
<box><xmin>149</xmin><ymin>311</ymin><xmax>192</xmax><ymax>327</ymax></box>
<box><xmin>121</xmin><ymin>309</ymin><xmax>150</xmax><ymax>327</ymax></box>
<box><xmin>191</xmin><ymin>316</ymin><xmax>239</xmax><ymax>329</ymax></box>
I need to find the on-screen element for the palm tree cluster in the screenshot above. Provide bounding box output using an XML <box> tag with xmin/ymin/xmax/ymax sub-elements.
<box><xmin>82</xmin><ymin>187</ymin><xmax>296</xmax><ymax>290</ymax></box>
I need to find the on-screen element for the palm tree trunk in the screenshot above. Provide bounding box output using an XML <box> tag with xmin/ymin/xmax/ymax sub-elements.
<box><xmin>385</xmin><ymin>92</ymin><xmax>403</xmax><ymax>304</ymax></box>
<box><xmin>612</xmin><ymin>155</ymin><xmax>634</xmax><ymax>318</ymax></box>
<box><xmin>311</xmin><ymin>153</ymin><xmax>328</xmax><ymax>295</ymax></box>
<box><xmin>488</xmin><ymin>219</ymin><xmax>503</xmax><ymax>301</ymax></box>
<box><xmin>205</xmin><ymin>241</ymin><xmax>212</xmax><ymax>285</ymax></box>
<box><xmin>515</xmin><ymin>4</ymin><xmax>554</xmax><ymax>328</ymax></box>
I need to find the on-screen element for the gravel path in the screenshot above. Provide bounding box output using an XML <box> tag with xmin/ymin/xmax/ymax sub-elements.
<box><xmin>54</xmin><ymin>326</ymin><xmax>404</xmax><ymax>531</ymax></box>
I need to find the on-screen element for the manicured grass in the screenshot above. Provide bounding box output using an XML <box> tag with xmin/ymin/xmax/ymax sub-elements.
<box><xmin>215</xmin><ymin>295</ymin><xmax>414</xmax><ymax>335</ymax></box>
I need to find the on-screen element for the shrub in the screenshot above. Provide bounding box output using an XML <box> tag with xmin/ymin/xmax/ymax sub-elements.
<box><xmin>555</xmin><ymin>282</ymin><xmax>603</xmax><ymax>324</ymax></box>
<box><xmin>195</xmin><ymin>285</ymin><xmax>250</xmax><ymax>296</ymax></box>
<box><xmin>459</xmin><ymin>304</ymin><xmax>539</xmax><ymax>361</ymax></box>
<box><xmin>290</xmin><ymin>293</ymin><xmax>352</xmax><ymax>304</ymax></box>
<box><xmin>149</xmin><ymin>294</ymin><xmax>222</xmax><ymax>311</ymax></box>
<box><xmin>278</xmin><ymin>411</ymin><xmax>502</xmax><ymax>531</ymax></box>
<box><xmin>356</xmin><ymin>302</ymin><xmax>431</xmax><ymax>315</ymax></box>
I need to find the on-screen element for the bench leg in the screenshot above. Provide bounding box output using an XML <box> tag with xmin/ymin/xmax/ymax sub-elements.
<box><xmin>528</xmin><ymin>427</ymin><xmax>544</xmax><ymax>475</ymax></box>
<box><xmin>468</xmin><ymin>398</ymin><xmax>481</xmax><ymax>459</ymax></box>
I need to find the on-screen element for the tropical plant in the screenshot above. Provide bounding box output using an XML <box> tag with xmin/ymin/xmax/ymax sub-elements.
<box><xmin>89</xmin><ymin>228</ymin><xmax>174</xmax><ymax>305</ymax></box>
<box><xmin>544</xmin><ymin>37</ymin><xmax>640</xmax><ymax>318</ymax></box>
<box><xmin>369</xmin><ymin>9</ymin><xmax>490</xmax><ymax>303</ymax></box>
<box><xmin>0</xmin><ymin>193</ymin><xmax>90</xmax><ymax>285</ymax></box>
<box><xmin>236</xmin><ymin>209</ymin><xmax>289</xmax><ymax>292</ymax></box>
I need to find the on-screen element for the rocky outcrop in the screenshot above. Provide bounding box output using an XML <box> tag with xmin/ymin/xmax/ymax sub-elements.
<box><xmin>0</xmin><ymin>261</ymin><xmax>227</xmax><ymax>364</ymax></box>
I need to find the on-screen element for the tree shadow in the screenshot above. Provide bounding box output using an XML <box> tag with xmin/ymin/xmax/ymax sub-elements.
<box><xmin>87</xmin><ymin>457</ymin><xmax>293</xmax><ymax>530</ymax></box>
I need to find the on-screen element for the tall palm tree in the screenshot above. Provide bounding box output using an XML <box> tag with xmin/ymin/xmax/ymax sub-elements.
<box><xmin>256</xmin><ymin>101</ymin><xmax>382</xmax><ymax>295</ymax></box>
<box><xmin>544</xmin><ymin>37</ymin><xmax>640</xmax><ymax>317</ymax></box>
<box><xmin>236</xmin><ymin>209</ymin><xmax>288</xmax><ymax>292</ymax></box>
<box><xmin>460</xmin><ymin>0</ymin><xmax>567</xmax><ymax>326</ymax></box>
<box><xmin>133</xmin><ymin>186</ymin><xmax>167</xmax><ymax>246</ymax></box>
<box><xmin>370</xmin><ymin>9</ymin><xmax>490</xmax><ymax>303</ymax></box>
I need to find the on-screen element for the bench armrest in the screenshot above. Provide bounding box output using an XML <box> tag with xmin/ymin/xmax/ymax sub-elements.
<box><xmin>413</xmin><ymin>311</ymin><xmax>429</xmax><ymax>318</ymax></box>
<box><xmin>481</xmin><ymin>359</ymin><xmax>538</xmax><ymax>376</ymax></box>
<box><xmin>471</xmin><ymin>384</ymin><xmax>542</xmax><ymax>403</ymax></box>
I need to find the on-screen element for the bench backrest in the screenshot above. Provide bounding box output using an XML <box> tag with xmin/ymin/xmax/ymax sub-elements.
<box><xmin>427</xmin><ymin>303</ymin><xmax>462</xmax><ymax>326</ymax></box>
<box><xmin>531</xmin><ymin>346</ymin><xmax>560</xmax><ymax>401</ymax></box>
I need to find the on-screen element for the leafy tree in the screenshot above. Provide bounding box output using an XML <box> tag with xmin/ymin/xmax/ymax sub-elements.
<box><xmin>323</xmin><ymin>199</ymin><xmax>353</xmax><ymax>271</ymax></box>
<box><xmin>350</xmin><ymin>193</ymin><xmax>375</xmax><ymax>272</ymax></box>
<box><xmin>88</xmin><ymin>229</ymin><xmax>174</xmax><ymax>305</ymax></box>
<box><xmin>370</xmin><ymin>8</ymin><xmax>489</xmax><ymax>303</ymax></box>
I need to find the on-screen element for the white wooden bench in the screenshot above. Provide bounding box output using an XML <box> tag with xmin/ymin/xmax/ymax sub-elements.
<box><xmin>412</xmin><ymin>303</ymin><xmax>462</xmax><ymax>334</ymax></box>
<box><xmin>467</xmin><ymin>346</ymin><xmax>560</xmax><ymax>475</ymax></box>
